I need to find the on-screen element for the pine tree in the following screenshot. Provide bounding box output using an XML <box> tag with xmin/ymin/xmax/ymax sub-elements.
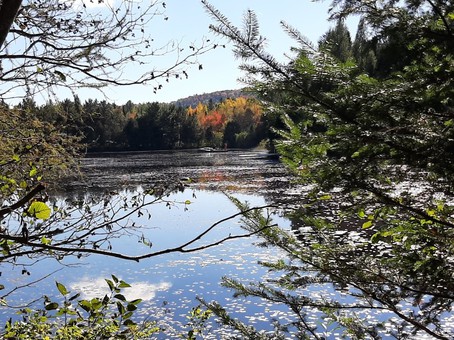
<box><xmin>201</xmin><ymin>0</ymin><xmax>454</xmax><ymax>338</ymax></box>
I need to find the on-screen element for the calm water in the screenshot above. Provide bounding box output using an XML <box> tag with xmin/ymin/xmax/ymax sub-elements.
<box><xmin>4</xmin><ymin>150</ymin><xmax>452</xmax><ymax>338</ymax></box>
<box><xmin>1</xmin><ymin>149</ymin><xmax>301</xmax><ymax>337</ymax></box>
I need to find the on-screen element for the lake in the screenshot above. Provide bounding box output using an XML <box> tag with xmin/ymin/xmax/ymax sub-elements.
<box><xmin>3</xmin><ymin>149</ymin><xmax>453</xmax><ymax>339</ymax></box>
<box><xmin>0</xmin><ymin>149</ymin><xmax>305</xmax><ymax>338</ymax></box>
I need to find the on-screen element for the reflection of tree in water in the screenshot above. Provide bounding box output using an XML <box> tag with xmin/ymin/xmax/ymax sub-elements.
<box><xmin>61</xmin><ymin>150</ymin><xmax>293</xmax><ymax>198</ymax></box>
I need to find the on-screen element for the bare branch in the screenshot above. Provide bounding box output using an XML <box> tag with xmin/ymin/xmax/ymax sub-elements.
<box><xmin>0</xmin><ymin>204</ymin><xmax>276</xmax><ymax>262</ymax></box>
<box><xmin>0</xmin><ymin>0</ymin><xmax>216</xmax><ymax>100</ymax></box>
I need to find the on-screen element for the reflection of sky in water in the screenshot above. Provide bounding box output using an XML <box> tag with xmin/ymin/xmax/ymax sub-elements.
<box><xmin>0</xmin><ymin>188</ymin><xmax>413</xmax><ymax>337</ymax></box>
<box><xmin>69</xmin><ymin>277</ymin><xmax>172</xmax><ymax>301</ymax></box>
<box><xmin>6</xmin><ymin>150</ymin><xmax>448</xmax><ymax>337</ymax></box>
<box><xmin>0</xmin><ymin>189</ymin><xmax>295</xmax><ymax>336</ymax></box>
<box><xmin>3</xmin><ymin>186</ymin><xmax>450</xmax><ymax>339</ymax></box>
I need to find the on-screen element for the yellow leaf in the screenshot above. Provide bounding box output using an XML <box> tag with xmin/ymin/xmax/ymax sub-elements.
<box><xmin>29</xmin><ymin>168</ymin><xmax>37</xmax><ymax>177</ymax></box>
<box><xmin>319</xmin><ymin>194</ymin><xmax>331</xmax><ymax>200</ymax></box>
<box><xmin>28</xmin><ymin>202</ymin><xmax>51</xmax><ymax>220</ymax></box>
<box><xmin>362</xmin><ymin>220</ymin><xmax>373</xmax><ymax>229</ymax></box>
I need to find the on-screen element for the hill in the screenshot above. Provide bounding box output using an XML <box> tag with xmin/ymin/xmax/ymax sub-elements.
<box><xmin>171</xmin><ymin>89</ymin><xmax>251</xmax><ymax>108</ymax></box>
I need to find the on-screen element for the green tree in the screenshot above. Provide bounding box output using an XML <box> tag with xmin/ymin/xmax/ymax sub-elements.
<box><xmin>124</xmin><ymin>117</ymin><xmax>141</xmax><ymax>149</ymax></box>
<box><xmin>79</xmin><ymin>99</ymin><xmax>127</xmax><ymax>150</ymax></box>
<box><xmin>352</xmin><ymin>18</ymin><xmax>377</xmax><ymax>75</ymax></box>
<box><xmin>201</xmin><ymin>0</ymin><xmax>454</xmax><ymax>338</ymax></box>
<box><xmin>179</xmin><ymin>106</ymin><xmax>202</xmax><ymax>148</ymax></box>
<box><xmin>223</xmin><ymin>120</ymin><xmax>241</xmax><ymax>148</ymax></box>
<box><xmin>319</xmin><ymin>19</ymin><xmax>352</xmax><ymax>63</ymax></box>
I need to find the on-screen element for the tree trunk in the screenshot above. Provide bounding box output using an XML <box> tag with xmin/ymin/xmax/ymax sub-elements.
<box><xmin>0</xmin><ymin>0</ymin><xmax>23</xmax><ymax>50</ymax></box>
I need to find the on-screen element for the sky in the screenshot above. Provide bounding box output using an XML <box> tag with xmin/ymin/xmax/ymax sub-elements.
<box><xmin>73</xmin><ymin>0</ymin><xmax>357</xmax><ymax>105</ymax></box>
<box><xmin>18</xmin><ymin>0</ymin><xmax>358</xmax><ymax>105</ymax></box>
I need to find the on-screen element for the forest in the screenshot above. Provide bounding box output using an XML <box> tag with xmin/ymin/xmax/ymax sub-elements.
<box><xmin>15</xmin><ymin>94</ymin><xmax>266</xmax><ymax>151</ymax></box>
<box><xmin>0</xmin><ymin>0</ymin><xmax>453</xmax><ymax>338</ymax></box>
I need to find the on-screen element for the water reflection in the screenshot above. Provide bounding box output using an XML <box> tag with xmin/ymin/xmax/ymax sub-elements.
<box><xmin>1</xmin><ymin>150</ymin><xmax>296</xmax><ymax>336</ymax></box>
<box><xmin>64</xmin><ymin>149</ymin><xmax>293</xmax><ymax>200</ymax></box>
<box><xmin>70</xmin><ymin>278</ymin><xmax>172</xmax><ymax>301</ymax></box>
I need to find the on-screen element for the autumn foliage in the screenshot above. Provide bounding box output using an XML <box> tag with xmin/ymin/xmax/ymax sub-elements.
<box><xmin>187</xmin><ymin>96</ymin><xmax>263</xmax><ymax>134</ymax></box>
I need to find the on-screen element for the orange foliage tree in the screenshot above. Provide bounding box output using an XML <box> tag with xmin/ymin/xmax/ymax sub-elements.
<box><xmin>199</xmin><ymin>110</ymin><xmax>226</xmax><ymax>132</ymax></box>
<box><xmin>217</xmin><ymin>97</ymin><xmax>262</xmax><ymax>129</ymax></box>
<box><xmin>186</xmin><ymin>96</ymin><xmax>265</xmax><ymax>147</ymax></box>
<box><xmin>187</xmin><ymin>97</ymin><xmax>262</xmax><ymax>132</ymax></box>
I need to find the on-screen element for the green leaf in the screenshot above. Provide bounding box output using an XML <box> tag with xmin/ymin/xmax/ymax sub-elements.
<box><xmin>123</xmin><ymin>319</ymin><xmax>136</xmax><ymax>327</ymax></box>
<box><xmin>45</xmin><ymin>302</ymin><xmax>59</xmax><ymax>311</ymax></box>
<box><xmin>28</xmin><ymin>202</ymin><xmax>51</xmax><ymax>220</ymax></box>
<box><xmin>319</xmin><ymin>194</ymin><xmax>331</xmax><ymax>200</ymax></box>
<box><xmin>102</xmin><ymin>294</ymin><xmax>109</xmax><ymax>306</ymax></box>
<box><xmin>54</xmin><ymin>70</ymin><xmax>67</xmax><ymax>82</ymax></box>
<box><xmin>184</xmin><ymin>199</ymin><xmax>192</xmax><ymax>205</ymax></box>
<box><xmin>114</xmin><ymin>294</ymin><xmax>126</xmax><ymax>301</ymax></box>
<box><xmin>118</xmin><ymin>281</ymin><xmax>131</xmax><ymax>288</ymax></box>
<box><xmin>56</xmin><ymin>282</ymin><xmax>69</xmax><ymax>296</ymax></box>
<box><xmin>436</xmin><ymin>201</ymin><xmax>444</xmax><ymax>212</ymax></box>
<box><xmin>68</xmin><ymin>293</ymin><xmax>80</xmax><ymax>302</ymax></box>
<box><xmin>129</xmin><ymin>298</ymin><xmax>142</xmax><ymax>306</ymax></box>
<box><xmin>89</xmin><ymin>298</ymin><xmax>102</xmax><ymax>311</ymax></box>
<box><xmin>116</xmin><ymin>301</ymin><xmax>126</xmax><ymax>314</ymax></box>
<box><xmin>105</xmin><ymin>279</ymin><xmax>114</xmax><ymax>292</ymax></box>
<box><xmin>29</xmin><ymin>168</ymin><xmax>38</xmax><ymax>177</ymax></box>
<box><xmin>41</xmin><ymin>237</ymin><xmax>51</xmax><ymax>245</ymax></box>
<box><xmin>126</xmin><ymin>303</ymin><xmax>137</xmax><ymax>311</ymax></box>
<box><xmin>444</xmin><ymin>119</ymin><xmax>454</xmax><ymax>127</ymax></box>
<box><xmin>362</xmin><ymin>220</ymin><xmax>373</xmax><ymax>229</ymax></box>
<box><xmin>78</xmin><ymin>300</ymin><xmax>92</xmax><ymax>312</ymax></box>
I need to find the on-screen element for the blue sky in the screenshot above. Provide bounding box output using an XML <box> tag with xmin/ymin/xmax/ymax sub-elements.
<box><xmin>72</xmin><ymin>1</ymin><xmax>357</xmax><ymax>105</ymax></box>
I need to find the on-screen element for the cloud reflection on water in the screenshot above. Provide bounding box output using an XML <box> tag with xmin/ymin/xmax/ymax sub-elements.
<box><xmin>69</xmin><ymin>277</ymin><xmax>172</xmax><ymax>301</ymax></box>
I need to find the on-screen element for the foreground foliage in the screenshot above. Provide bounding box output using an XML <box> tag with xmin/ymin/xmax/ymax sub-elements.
<box><xmin>201</xmin><ymin>0</ymin><xmax>454</xmax><ymax>338</ymax></box>
<box><xmin>3</xmin><ymin>276</ymin><xmax>158</xmax><ymax>339</ymax></box>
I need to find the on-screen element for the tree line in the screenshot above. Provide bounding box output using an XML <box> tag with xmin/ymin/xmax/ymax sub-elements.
<box><xmin>16</xmin><ymin>95</ymin><xmax>267</xmax><ymax>152</ymax></box>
